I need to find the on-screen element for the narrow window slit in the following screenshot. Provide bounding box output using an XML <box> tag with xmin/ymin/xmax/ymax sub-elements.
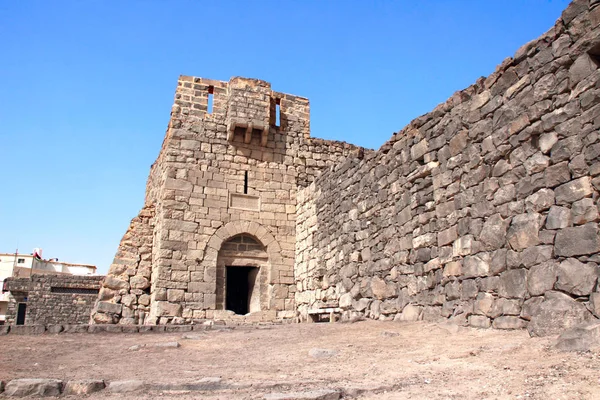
<box><xmin>275</xmin><ymin>98</ymin><xmax>281</xmax><ymax>127</ymax></box>
<box><xmin>207</xmin><ymin>86</ymin><xmax>214</xmax><ymax>114</ymax></box>
<box><xmin>244</xmin><ymin>171</ymin><xmax>248</xmax><ymax>194</ymax></box>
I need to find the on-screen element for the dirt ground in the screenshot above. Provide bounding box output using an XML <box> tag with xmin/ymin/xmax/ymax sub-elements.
<box><xmin>1</xmin><ymin>320</ymin><xmax>599</xmax><ymax>399</ymax></box>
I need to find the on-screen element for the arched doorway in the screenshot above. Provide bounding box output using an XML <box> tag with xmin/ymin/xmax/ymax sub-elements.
<box><xmin>216</xmin><ymin>234</ymin><xmax>268</xmax><ymax>314</ymax></box>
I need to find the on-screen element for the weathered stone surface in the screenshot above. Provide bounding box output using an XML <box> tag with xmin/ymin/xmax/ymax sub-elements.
<box><xmin>96</xmin><ymin>301</ymin><xmax>122</xmax><ymax>314</ymax></box>
<box><xmin>107</xmin><ymin>380</ymin><xmax>145</xmax><ymax>393</ymax></box>
<box><xmin>527</xmin><ymin>291</ymin><xmax>594</xmax><ymax>337</ymax></box>
<box><xmin>525</xmin><ymin>189</ymin><xmax>554</xmax><ymax>213</ymax></box>
<box><xmin>571</xmin><ymin>198</ymin><xmax>598</xmax><ymax>225</ymax></box>
<box><xmin>153</xmin><ymin>301</ymin><xmax>183</xmax><ymax>317</ymax></box>
<box><xmin>555</xmin><ymin>223</ymin><xmax>600</xmax><ymax>257</ymax></box>
<box><xmin>103</xmin><ymin>275</ymin><xmax>130</xmax><ymax>291</ymax></box>
<box><xmin>527</xmin><ymin>262</ymin><xmax>557</xmax><ymax>297</ymax></box>
<box><xmin>462</xmin><ymin>254</ymin><xmax>490</xmax><ymax>278</ymax></box>
<box><xmin>590</xmin><ymin>293</ymin><xmax>600</xmax><ymax>318</ymax></box>
<box><xmin>479</xmin><ymin>214</ymin><xmax>509</xmax><ymax>250</ymax></box>
<box><xmin>396</xmin><ymin>304</ymin><xmax>422</xmax><ymax>322</ymax></box>
<box><xmin>498</xmin><ymin>269</ymin><xmax>527</xmax><ymax>299</ymax></box>
<box><xmin>492</xmin><ymin>316</ymin><xmax>527</xmax><ymax>330</ymax></box>
<box><xmin>545</xmin><ymin>206</ymin><xmax>571</xmax><ymax>229</ymax></box>
<box><xmin>555</xmin><ymin>321</ymin><xmax>600</xmax><ymax>352</ymax></box>
<box><xmin>4</xmin><ymin>379</ymin><xmax>63</xmax><ymax>397</ymax></box>
<box><xmin>555</xmin><ymin>177</ymin><xmax>593</xmax><ymax>205</ymax></box>
<box><xmin>9</xmin><ymin>325</ymin><xmax>46</xmax><ymax>335</ymax></box>
<box><xmin>556</xmin><ymin>258</ymin><xmax>599</xmax><ymax>296</ymax></box>
<box><xmin>507</xmin><ymin>213</ymin><xmax>542</xmax><ymax>250</ymax></box>
<box><xmin>469</xmin><ymin>315</ymin><xmax>491</xmax><ymax>329</ymax></box>
<box><xmin>63</xmin><ymin>380</ymin><xmax>106</xmax><ymax>395</ymax></box>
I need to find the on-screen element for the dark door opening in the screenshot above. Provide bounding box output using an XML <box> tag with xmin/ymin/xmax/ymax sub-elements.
<box><xmin>226</xmin><ymin>266</ymin><xmax>258</xmax><ymax>315</ymax></box>
<box><xmin>16</xmin><ymin>303</ymin><xmax>27</xmax><ymax>325</ymax></box>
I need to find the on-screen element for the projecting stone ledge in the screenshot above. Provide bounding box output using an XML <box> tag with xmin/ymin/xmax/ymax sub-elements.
<box><xmin>226</xmin><ymin>117</ymin><xmax>270</xmax><ymax>146</ymax></box>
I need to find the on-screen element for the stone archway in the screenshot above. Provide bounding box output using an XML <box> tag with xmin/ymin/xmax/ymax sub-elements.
<box><xmin>217</xmin><ymin>234</ymin><xmax>267</xmax><ymax>313</ymax></box>
<box><xmin>202</xmin><ymin>221</ymin><xmax>283</xmax><ymax>312</ymax></box>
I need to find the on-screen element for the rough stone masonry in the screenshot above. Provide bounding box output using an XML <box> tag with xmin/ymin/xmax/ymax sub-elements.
<box><xmin>94</xmin><ymin>0</ymin><xmax>600</xmax><ymax>335</ymax></box>
<box><xmin>91</xmin><ymin>77</ymin><xmax>366</xmax><ymax>325</ymax></box>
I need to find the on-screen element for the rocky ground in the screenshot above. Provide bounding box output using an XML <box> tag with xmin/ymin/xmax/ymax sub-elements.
<box><xmin>1</xmin><ymin>320</ymin><xmax>599</xmax><ymax>399</ymax></box>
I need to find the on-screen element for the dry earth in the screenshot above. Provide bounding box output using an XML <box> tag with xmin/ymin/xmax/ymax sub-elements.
<box><xmin>1</xmin><ymin>320</ymin><xmax>599</xmax><ymax>399</ymax></box>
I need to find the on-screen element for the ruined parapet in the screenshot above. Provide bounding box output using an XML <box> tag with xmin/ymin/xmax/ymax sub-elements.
<box><xmin>295</xmin><ymin>0</ymin><xmax>600</xmax><ymax>334</ymax></box>
<box><xmin>92</xmin><ymin>76</ymin><xmax>368</xmax><ymax>325</ymax></box>
<box><xmin>91</xmin><ymin>206</ymin><xmax>155</xmax><ymax>324</ymax></box>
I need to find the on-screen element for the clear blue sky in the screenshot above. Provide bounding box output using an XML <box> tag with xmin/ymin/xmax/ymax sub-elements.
<box><xmin>0</xmin><ymin>1</ymin><xmax>570</xmax><ymax>274</ymax></box>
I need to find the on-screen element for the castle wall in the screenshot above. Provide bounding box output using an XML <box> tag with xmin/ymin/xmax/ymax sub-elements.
<box><xmin>5</xmin><ymin>275</ymin><xmax>102</xmax><ymax>325</ymax></box>
<box><xmin>92</xmin><ymin>76</ymin><xmax>367</xmax><ymax>325</ymax></box>
<box><xmin>296</xmin><ymin>0</ymin><xmax>600</xmax><ymax>334</ymax></box>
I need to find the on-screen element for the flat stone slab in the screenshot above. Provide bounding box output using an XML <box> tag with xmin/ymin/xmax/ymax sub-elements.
<box><xmin>150</xmin><ymin>377</ymin><xmax>224</xmax><ymax>391</ymax></box>
<box><xmin>556</xmin><ymin>321</ymin><xmax>600</xmax><ymax>352</ymax></box>
<box><xmin>4</xmin><ymin>379</ymin><xmax>63</xmax><ymax>397</ymax></box>
<box><xmin>107</xmin><ymin>380</ymin><xmax>145</xmax><ymax>393</ymax></box>
<box><xmin>9</xmin><ymin>326</ymin><xmax>46</xmax><ymax>335</ymax></box>
<box><xmin>264</xmin><ymin>389</ymin><xmax>341</xmax><ymax>400</ymax></box>
<box><xmin>63</xmin><ymin>379</ymin><xmax>105</xmax><ymax>395</ymax></box>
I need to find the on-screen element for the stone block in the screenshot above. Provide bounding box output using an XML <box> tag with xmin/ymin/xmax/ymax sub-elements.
<box><xmin>46</xmin><ymin>325</ymin><xmax>64</xmax><ymax>334</ymax></box>
<box><xmin>96</xmin><ymin>301</ymin><xmax>122</xmax><ymax>314</ymax></box>
<box><xmin>473</xmin><ymin>293</ymin><xmax>494</xmax><ymax>316</ymax></box>
<box><xmin>167</xmin><ymin>289</ymin><xmax>185</xmax><ymax>302</ymax></box>
<box><xmin>411</xmin><ymin>139</ymin><xmax>428</xmax><ymax>161</ymax></box>
<box><xmin>153</xmin><ymin>301</ymin><xmax>183</xmax><ymax>317</ymax></box>
<box><xmin>545</xmin><ymin>206</ymin><xmax>571</xmax><ymax>229</ymax></box>
<box><xmin>527</xmin><ymin>262</ymin><xmax>557</xmax><ymax>297</ymax></box>
<box><xmin>525</xmin><ymin>188</ymin><xmax>554</xmax><ymax>212</ymax></box>
<box><xmin>555</xmin><ymin>177</ymin><xmax>593</xmax><ymax>205</ymax></box>
<box><xmin>462</xmin><ymin>254</ymin><xmax>490</xmax><ymax>278</ymax></box>
<box><xmin>555</xmin><ymin>223</ymin><xmax>600</xmax><ymax>257</ymax></box>
<box><xmin>479</xmin><ymin>214</ymin><xmax>509</xmax><ymax>250</ymax></box>
<box><xmin>64</xmin><ymin>380</ymin><xmax>106</xmax><ymax>395</ymax></box>
<box><xmin>527</xmin><ymin>291</ymin><xmax>594</xmax><ymax>337</ymax></box>
<box><xmin>469</xmin><ymin>315</ymin><xmax>491</xmax><ymax>329</ymax></box>
<box><xmin>103</xmin><ymin>275</ymin><xmax>130</xmax><ymax>291</ymax></box>
<box><xmin>107</xmin><ymin>380</ymin><xmax>145</xmax><ymax>393</ymax></box>
<box><xmin>507</xmin><ymin>213</ymin><xmax>542</xmax><ymax>250</ymax></box>
<box><xmin>556</xmin><ymin>258</ymin><xmax>599</xmax><ymax>296</ymax></box>
<box><xmin>10</xmin><ymin>325</ymin><xmax>46</xmax><ymax>335</ymax></box>
<box><xmin>438</xmin><ymin>225</ymin><xmax>458</xmax><ymax>247</ymax></box>
<box><xmin>396</xmin><ymin>304</ymin><xmax>422</xmax><ymax>321</ymax></box>
<box><xmin>555</xmin><ymin>321</ymin><xmax>600</xmax><ymax>352</ymax></box>
<box><xmin>498</xmin><ymin>269</ymin><xmax>527</xmax><ymax>299</ymax></box>
<box><xmin>492</xmin><ymin>316</ymin><xmax>527</xmax><ymax>330</ymax></box>
<box><xmin>4</xmin><ymin>379</ymin><xmax>63</xmax><ymax>397</ymax></box>
<box><xmin>571</xmin><ymin>198</ymin><xmax>598</xmax><ymax>225</ymax></box>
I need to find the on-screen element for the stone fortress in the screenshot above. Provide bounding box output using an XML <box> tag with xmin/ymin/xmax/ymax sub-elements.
<box><xmin>92</xmin><ymin>0</ymin><xmax>600</xmax><ymax>336</ymax></box>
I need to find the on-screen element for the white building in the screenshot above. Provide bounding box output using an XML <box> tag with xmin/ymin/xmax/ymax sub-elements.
<box><xmin>0</xmin><ymin>252</ymin><xmax>97</xmax><ymax>324</ymax></box>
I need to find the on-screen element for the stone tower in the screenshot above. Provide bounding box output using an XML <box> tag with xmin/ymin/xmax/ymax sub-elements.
<box><xmin>91</xmin><ymin>76</ymin><xmax>366</xmax><ymax>325</ymax></box>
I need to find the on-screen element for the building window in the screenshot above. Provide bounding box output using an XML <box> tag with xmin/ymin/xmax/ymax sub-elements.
<box><xmin>17</xmin><ymin>258</ymin><xmax>25</xmax><ymax>264</ymax></box>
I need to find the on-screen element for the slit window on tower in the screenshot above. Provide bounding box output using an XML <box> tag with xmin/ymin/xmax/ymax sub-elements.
<box><xmin>275</xmin><ymin>98</ymin><xmax>281</xmax><ymax>126</ymax></box>
<box><xmin>244</xmin><ymin>171</ymin><xmax>248</xmax><ymax>194</ymax></box>
<box><xmin>207</xmin><ymin>85</ymin><xmax>214</xmax><ymax>114</ymax></box>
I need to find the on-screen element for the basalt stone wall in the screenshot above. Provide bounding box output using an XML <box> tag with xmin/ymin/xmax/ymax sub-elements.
<box><xmin>5</xmin><ymin>275</ymin><xmax>102</xmax><ymax>325</ymax></box>
<box><xmin>296</xmin><ymin>0</ymin><xmax>600</xmax><ymax>335</ymax></box>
